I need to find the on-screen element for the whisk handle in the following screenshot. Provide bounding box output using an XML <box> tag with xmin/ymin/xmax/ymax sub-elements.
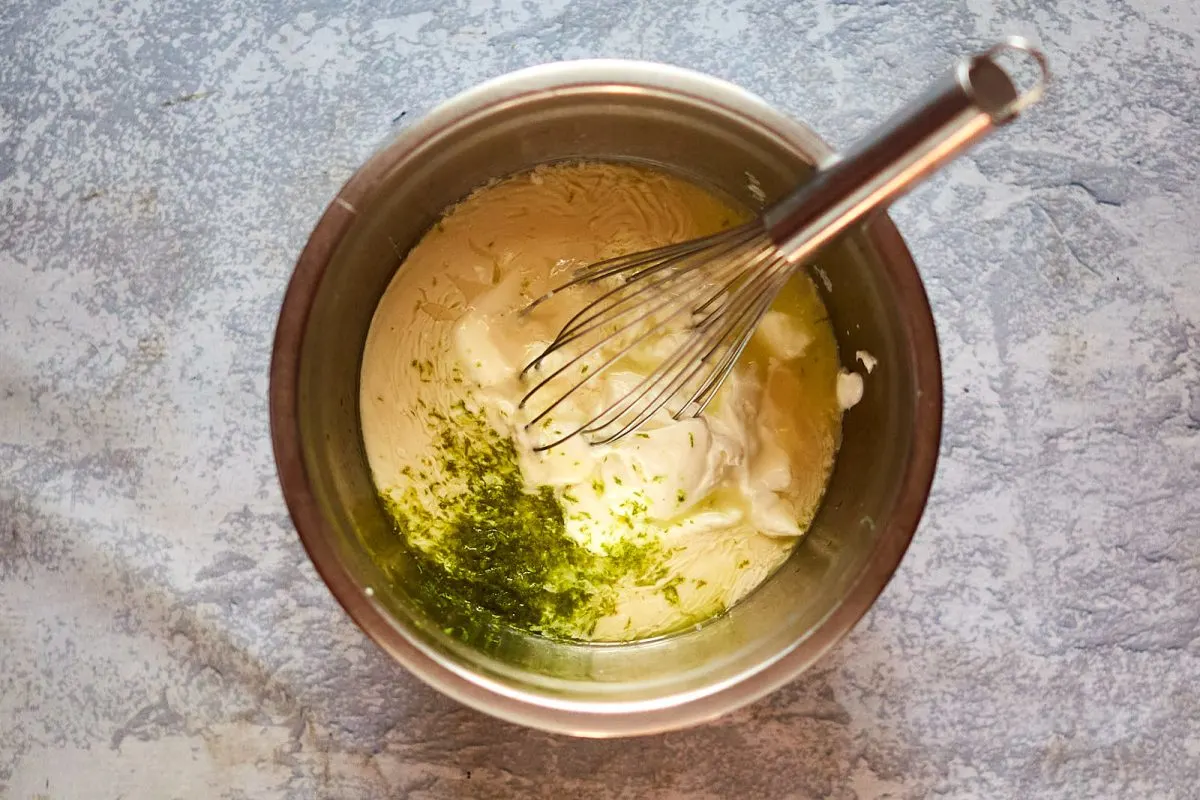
<box><xmin>764</xmin><ymin>37</ymin><xmax>1049</xmax><ymax>263</ymax></box>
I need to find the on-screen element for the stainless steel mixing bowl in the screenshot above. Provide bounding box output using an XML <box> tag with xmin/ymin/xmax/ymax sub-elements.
<box><xmin>269</xmin><ymin>60</ymin><xmax>942</xmax><ymax>736</ymax></box>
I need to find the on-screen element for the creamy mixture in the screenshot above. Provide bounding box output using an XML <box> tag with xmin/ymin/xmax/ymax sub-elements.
<box><xmin>361</xmin><ymin>161</ymin><xmax>855</xmax><ymax>641</ymax></box>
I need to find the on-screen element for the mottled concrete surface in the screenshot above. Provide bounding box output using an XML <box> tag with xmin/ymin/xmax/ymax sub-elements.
<box><xmin>1</xmin><ymin>0</ymin><xmax>1197</xmax><ymax>797</ymax></box>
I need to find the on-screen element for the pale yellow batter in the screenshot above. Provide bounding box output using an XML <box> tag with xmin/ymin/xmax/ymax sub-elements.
<box><xmin>361</xmin><ymin>161</ymin><xmax>848</xmax><ymax>641</ymax></box>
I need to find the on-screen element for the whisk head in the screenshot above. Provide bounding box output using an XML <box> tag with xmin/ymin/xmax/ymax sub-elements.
<box><xmin>518</xmin><ymin>221</ymin><xmax>793</xmax><ymax>451</ymax></box>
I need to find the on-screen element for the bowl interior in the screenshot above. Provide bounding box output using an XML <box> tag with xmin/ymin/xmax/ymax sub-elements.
<box><xmin>280</xmin><ymin>74</ymin><xmax>939</xmax><ymax>721</ymax></box>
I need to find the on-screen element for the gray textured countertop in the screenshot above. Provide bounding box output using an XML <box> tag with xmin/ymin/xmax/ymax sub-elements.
<box><xmin>2</xmin><ymin>1</ymin><xmax>1197</xmax><ymax>797</ymax></box>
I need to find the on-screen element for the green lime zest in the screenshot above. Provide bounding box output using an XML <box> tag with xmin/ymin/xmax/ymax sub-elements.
<box><xmin>374</xmin><ymin>406</ymin><xmax>671</xmax><ymax>640</ymax></box>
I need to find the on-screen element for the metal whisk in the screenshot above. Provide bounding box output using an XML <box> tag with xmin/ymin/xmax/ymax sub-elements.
<box><xmin>521</xmin><ymin>38</ymin><xmax>1049</xmax><ymax>451</ymax></box>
